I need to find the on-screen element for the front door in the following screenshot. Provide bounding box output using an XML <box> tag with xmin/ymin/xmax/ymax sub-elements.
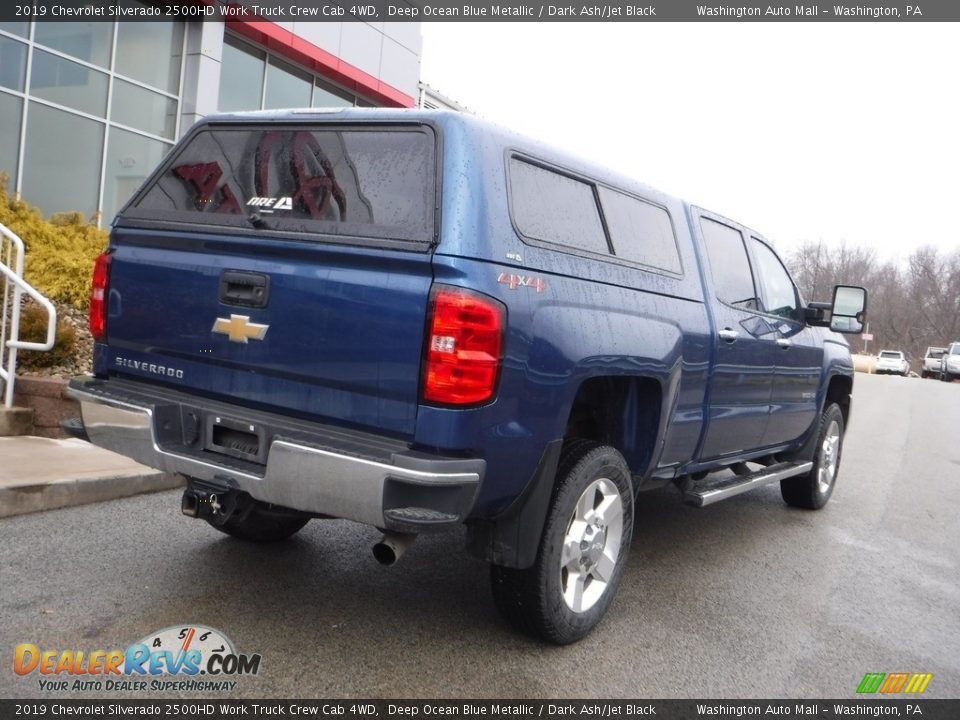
<box><xmin>697</xmin><ymin>215</ymin><xmax>778</xmax><ymax>460</ymax></box>
<box><xmin>747</xmin><ymin>237</ymin><xmax>823</xmax><ymax>447</ymax></box>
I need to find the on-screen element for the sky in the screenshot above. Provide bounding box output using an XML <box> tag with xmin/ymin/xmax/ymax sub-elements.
<box><xmin>419</xmin><ymin>22</ymin><xmax>960</xmax><ymax>263</ymax></box>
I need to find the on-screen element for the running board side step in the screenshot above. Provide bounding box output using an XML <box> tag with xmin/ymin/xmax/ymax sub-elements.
<box><xmin>683</xmin><ymin>461</ymin><xmax>814</xmax><ymax>507</ymax></box>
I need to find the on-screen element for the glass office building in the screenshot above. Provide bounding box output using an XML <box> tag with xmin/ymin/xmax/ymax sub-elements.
<box><xmin>0</xmin><ymin>19</ymin><xmax>421</xmax><ymax>224</ymax></box>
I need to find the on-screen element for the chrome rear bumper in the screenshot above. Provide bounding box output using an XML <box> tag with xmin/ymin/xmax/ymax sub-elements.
<box><xmin>68</xmin><ymin>378</ymin><xmax>482</xmax><ymax>530</ymax></box>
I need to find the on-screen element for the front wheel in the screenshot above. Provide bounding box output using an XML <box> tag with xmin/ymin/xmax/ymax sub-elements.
<box><xmin>781</xmin><ymin>403</ymin><xmax>845</xmax><ymax>510</ymax></box>
<box><xmin>490</xmin><ymin>441</ymin><xmax>634</xmax><ymax>644</ymax></box>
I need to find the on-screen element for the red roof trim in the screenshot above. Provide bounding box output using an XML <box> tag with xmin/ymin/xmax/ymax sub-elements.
<box><xmin>226</xmin><ymin>19</ymin><xmax>416</xmax><ymax>109</ymax></box>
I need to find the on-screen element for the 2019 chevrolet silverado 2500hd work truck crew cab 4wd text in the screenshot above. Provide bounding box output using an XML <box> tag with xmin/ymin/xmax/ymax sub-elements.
<box><xmin>66</xmin><ymin>109</ymin><xmax>867</xmax><ymax>644</ymax></box>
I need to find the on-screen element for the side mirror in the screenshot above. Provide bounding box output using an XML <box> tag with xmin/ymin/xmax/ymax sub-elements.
<box><xmin>829</xmin><ymin>285</ymin><xmax>867</xmax><ymax>334</ymax></box>
<box><xmin>804</xmin><ymin>285</ymin><xmax>868</xmax><ymax>333</ymax></box>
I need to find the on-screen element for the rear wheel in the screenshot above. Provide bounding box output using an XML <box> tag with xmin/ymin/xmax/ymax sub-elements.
<box><xmin>781</xmin><ymin>403</ymin><xmax>844</xmax><ymax>510</ymax></box>
<box><xmin>490</xmin><ymin>441</ymin><xmax>634</xmax><ymax>644</ymax></box>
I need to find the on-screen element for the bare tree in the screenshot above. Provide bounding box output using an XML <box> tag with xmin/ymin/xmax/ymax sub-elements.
<box><xmin>786</xmin><ymin>242</ymin><xmax>960</xmax><ymax>369</ymax></box>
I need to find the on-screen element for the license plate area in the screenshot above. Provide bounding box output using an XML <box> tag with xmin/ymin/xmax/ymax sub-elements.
<box><xmin>204</xmin><ymin>415</ymin><xmax>267</xmax><ymax>465</ymax></box>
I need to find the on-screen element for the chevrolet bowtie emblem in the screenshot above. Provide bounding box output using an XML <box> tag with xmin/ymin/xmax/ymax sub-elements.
<box><xmin>211</xmin><ymin>315</ymin><xmax>269</xmax><ymax>343</ymax></box>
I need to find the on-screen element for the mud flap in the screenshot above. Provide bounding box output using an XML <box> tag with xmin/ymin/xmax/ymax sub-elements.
<box><xmin>465</xmin><ymin>440</ymin><xmax>562</xmax><ymax>569</ymax></box>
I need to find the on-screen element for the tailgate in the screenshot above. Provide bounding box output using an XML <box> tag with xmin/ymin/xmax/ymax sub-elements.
<box><xmin>102</xmin><ymin>121</ymin><xmax>438</xmax><ymax>438</ymax></box>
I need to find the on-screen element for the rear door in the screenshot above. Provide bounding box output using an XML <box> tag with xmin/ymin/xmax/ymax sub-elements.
<box><xmin>107</xmin><ymin>122</ymin><xmax>438</xmax><ymax>438</ymax></box>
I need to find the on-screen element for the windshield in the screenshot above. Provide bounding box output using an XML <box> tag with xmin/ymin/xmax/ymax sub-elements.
<box><xmin>952</xmin><ymin>345</ymin><xmax>960</xmax><ymax>355</ymax></box>
<box><xmin>879</xmin><ymin>351</ymin><xmax>901</xmax><ymax>359</ymax></box>
<box><xmin>927</xmin><ymin>349</ymin><xmax>945</xmax><ymax>358</ymax></box>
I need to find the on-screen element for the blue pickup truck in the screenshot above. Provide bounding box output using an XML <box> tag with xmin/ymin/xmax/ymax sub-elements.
<box><xmin>67</xmin><ymin>109</ymin><xmax>866</xmax><ymax>644</ymax></box>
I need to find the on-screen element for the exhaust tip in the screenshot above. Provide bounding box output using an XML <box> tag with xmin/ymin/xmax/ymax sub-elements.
<box><xmin>372</xmin><ymin>542</ymin><xmax>398</xmax><ymax>566</ymax></box>
<box><xmin>372</xmin><ymin>532</ymin><xmax>417</xmax><ymax>566</ymax></box>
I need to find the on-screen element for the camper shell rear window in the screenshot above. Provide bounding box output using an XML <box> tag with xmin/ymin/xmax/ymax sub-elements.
<box><xmin>122</xmin><ymin>123</ymin><xmax>436</xmax><ymax>245</ymax></box>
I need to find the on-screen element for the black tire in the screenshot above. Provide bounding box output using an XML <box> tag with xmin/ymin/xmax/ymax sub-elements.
<box><xmin>490</xmin><ymin>440</ymin><xmax>634</xmax><ymax>645</ymax></box>
<box><xmin>781</xmin><ymin>403</ymin><xmax>845</xmax><ymax>510</ymax></box>
<box><xmin>206</xmin><ymin>501</ymin><xmax>309</xmax><ymax>542</ymax></box>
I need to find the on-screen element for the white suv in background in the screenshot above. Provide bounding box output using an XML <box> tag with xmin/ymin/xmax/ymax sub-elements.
<box><xmin>876</xmin><ymin>350</ymin><xmax>910</xmax><ymax>376</ymax></box>
<box><xmin>941</xmin><ymin>343</ymin><xmax>960</xmax><ymax>382</ymax></box>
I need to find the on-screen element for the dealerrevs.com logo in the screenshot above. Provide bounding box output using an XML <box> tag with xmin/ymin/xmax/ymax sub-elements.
<box><xmin>14</xmin><ymin>625</ymin><xmax>261</xmax><ymax>693</ymax></box>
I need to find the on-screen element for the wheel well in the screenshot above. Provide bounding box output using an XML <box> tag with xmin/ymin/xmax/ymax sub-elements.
<box><xmin>564</xmin><ymin>376</ymin><xmax>661</xmax><ymax>477</ymax></box>
<box><xmin>826</xmin><ymin>374</ymin><xmax>852</xmax><ymax>426</ymax></box>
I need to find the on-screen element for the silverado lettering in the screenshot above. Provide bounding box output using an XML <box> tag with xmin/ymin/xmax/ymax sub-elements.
<box><xmin>115</xmin><ymin>357</ymin><xmax>184</xmax><ymax>379</ymax></box>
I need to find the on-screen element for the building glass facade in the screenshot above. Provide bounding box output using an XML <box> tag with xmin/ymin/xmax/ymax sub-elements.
<box><xmin>0</xmin><ymin>20</ymin><xmax>420</xmax><ymax>226</ymax></box>
<box><xmin>218</xmin><ymin>34</ymin><xmax>366</xmax><ymax>114</ymax></box>
<box><xmin>0</xmin><ymin>21</ymin><xmax>185</xmax><ymax>223</ymax></box>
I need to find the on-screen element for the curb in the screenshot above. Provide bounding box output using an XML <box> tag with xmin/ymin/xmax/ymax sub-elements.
<box><xmin>0</xmin><ymin>471</ymin><xmax>185</xmax><ymax>519</ymax></box>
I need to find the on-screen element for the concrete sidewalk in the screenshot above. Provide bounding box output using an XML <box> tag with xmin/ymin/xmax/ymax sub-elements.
<box><xmin>0</xmin><ymin>436</ymin><xmax>182</xmax><ymax>518</ymax></box>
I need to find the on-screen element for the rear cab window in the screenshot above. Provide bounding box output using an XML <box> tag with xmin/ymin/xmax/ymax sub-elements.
<box><xmin>699</xmin><ymin>217</ymin><xmax>759</xmax><ymax>311</ymax></box>
<box><xmin>121</xmin><ymin>123</ymin><xmax>437</xmax><ymax>246</ymax></box>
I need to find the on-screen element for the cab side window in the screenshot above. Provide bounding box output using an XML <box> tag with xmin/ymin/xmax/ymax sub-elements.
<box><xmin>509</xmin><ymin>158</ymin><xmax>608</xmax><ymax>254</ymax></box>
<box><xmin>750</xmin><ymin>238</ymin><xmax>800</xmax><ymax>320</ymax></box>
<box><xmin>701</xmin><ymin>217</ymin><xmax>758</xmax><ymax>310</ymax></box>
<box><xmin>597</xmin><ymin>187</ymin><xmax>682</xmax><ymax>274</ymax></box>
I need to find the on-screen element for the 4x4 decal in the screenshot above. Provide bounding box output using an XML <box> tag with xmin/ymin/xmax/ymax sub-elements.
<box><xmin>498</xmin><ymin>272</ymin><xmax>546</xmax><ymax>293</ymax></box>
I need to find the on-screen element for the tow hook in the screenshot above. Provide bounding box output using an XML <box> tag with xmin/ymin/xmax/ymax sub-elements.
<box><xmin>181</xmin><ymin>489</ymin><xmax>223</xmax><ymax>519</ymax></box>
<box><xmin>372</xmin><ymin>531</ymin><xmax>418</xmax><ymax>566</ymax></box>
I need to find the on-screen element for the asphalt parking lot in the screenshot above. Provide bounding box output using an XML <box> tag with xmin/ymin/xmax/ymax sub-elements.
<box><xmin>2</xmin><ymin>373</ymin><xmax>958</xmax><ymax>699</ymax></box>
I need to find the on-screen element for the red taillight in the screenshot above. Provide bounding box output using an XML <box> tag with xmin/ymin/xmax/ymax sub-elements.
<box><xmin>89</xmin><ymin>252</ymin><xmax>111</xmax><ymax>341</ymax></box>
<box><xmin>422</xmin><ymin>286</ymin><xmax>505</xmax><ymax>406</ymax></box>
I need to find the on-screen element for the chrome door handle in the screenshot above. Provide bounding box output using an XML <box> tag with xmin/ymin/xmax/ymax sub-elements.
<box><xmin>776</xmin><ymin>338</ymin><xmax>793</xmax><ymax>349</ymax></box>
<box><xmin>718</xmin><ymin>328</ymin><xmax>740</xmax><ymax>343</ymax></box>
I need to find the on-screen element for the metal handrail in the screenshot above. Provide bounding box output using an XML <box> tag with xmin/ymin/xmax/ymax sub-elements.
<box><xmin>0</xmin><ymin>222</ymin><xmax>57</xmax><ymax>409</ymax></box>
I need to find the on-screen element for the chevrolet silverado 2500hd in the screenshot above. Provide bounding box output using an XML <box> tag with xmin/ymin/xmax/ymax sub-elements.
<box><xmin>66</xmin><ymin>109</ymin><xmax>867</xmax><ymax>644</ymax></box>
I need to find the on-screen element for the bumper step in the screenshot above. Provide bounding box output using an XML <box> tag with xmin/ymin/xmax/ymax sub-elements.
<box><xmin>683</xmin><ymin>461</ymin><xmax>814</xmax><ymax>507</ymax></box>
<box><xmin>60</xmin><ymin>417</ymin><xmax>89</xmax><ymax>442</ymax></box>
<box><xmin>383</xmin><ymin>507</ymin><xmax>459</xmax><ymax>526</ymax></box>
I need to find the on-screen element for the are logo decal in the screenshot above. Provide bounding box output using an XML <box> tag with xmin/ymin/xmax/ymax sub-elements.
<box><xmin>246</xmin><ymin>196</ymin><xmax>293</xmax><ymax>213</ymax></box>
